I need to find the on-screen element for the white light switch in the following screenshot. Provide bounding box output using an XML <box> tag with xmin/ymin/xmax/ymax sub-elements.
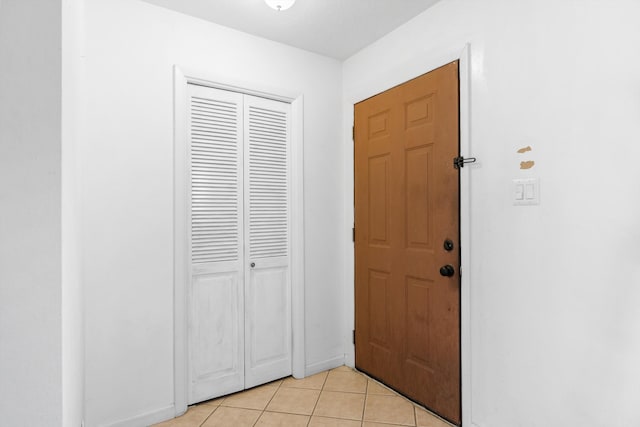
<box><xmin>513</xmin><ymin>178</ymin><xmax>539</xmax><ymax>205</ymax></box>
<box><xmin>515</xmin><ymin>184</ymin><xmax>524</xmax><ymax>200</ymax></box>
<box><xmin>525</xmin><ymin>183</ymin><xmax>534</xmax><ymax>200</ymax></box>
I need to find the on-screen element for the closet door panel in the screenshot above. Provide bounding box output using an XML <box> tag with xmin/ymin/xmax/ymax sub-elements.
<box><xmin>190</xmin><ymin>268</ymin><xmax>242</xmax><ymax>401</ymax></box>
<box><xmin>247</xmin><ymin>265</ymin><xmax>289</xmax><ymax>367</ymax></box>
<box><xmin>187</xmin><ymin>84</ymin><xmax>244</xmax><ymax>404</ymax></box>
<box><xmin>244</xmin><ymin>95</ymin><xmax>292</xmax><ymax>388</ymax></box>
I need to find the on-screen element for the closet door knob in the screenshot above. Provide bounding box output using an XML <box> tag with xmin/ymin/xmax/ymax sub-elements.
<box><xmin>250</xmin><ymin>262</ymin><xmax>256</xmax><ymax>268</ymax></box>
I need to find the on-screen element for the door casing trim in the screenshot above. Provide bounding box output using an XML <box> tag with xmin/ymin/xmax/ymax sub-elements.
<box><xmin>345</xmin><ymin>44</ymin><xmax>473</xmax><ymax>426</ymax></box>
<box><xmin>173</xmin><ymin>66</ymin><xmax>306</xmax><ymax>417</ymax></box>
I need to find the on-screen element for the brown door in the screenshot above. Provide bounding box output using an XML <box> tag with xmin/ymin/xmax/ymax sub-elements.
<box><xmin>354</xmin><ymin>61</ymin><xmax>460</xmax><ymax>424</ymax></box>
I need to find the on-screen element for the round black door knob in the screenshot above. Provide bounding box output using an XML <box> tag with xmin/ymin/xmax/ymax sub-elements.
<box><xmin>250</xmin><ymin>262</ymin><xmax>256</xmax><ymax>268</ymax></box>
<box><xmin>439</xmin><ymin>265</ymin><xmax>455</xmax><ymax>277</ymax></box>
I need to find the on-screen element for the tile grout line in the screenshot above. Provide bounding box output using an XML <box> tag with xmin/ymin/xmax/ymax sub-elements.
<box><xmin>318</xmin><ymin>389</ymin><xmax>368</xmax><ymax>395</ymax></box>
<box><xmin>198</xmin><ymin>404</ymin><xmax>219</xmax><ymax>427</ymax></box>
<box><xmin>360</xmin><ymin>374</ymin><xmax>369</xmax><ymax>427</ymax></box>
<box><xmin>252</xmin><ymin>379</ymin><xmax>284</xmax><ymax>426</ymax></box>
<box><xmin>305</xmin><ymin>370</ymin><xmax>330</xmax><ymax>426</ymax></box>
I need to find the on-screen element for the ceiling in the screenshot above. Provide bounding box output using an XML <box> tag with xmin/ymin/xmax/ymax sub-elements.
<box><xmin>140</xmin><ymin>0</ymin><xmax>442</xmax><ymax>60</ymax></box>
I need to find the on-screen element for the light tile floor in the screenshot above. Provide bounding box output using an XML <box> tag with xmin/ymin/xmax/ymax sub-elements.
<box><xmin>153</xmin><ymin>366</ymin><xmax>453</xmax><ymax>427</ymax></box>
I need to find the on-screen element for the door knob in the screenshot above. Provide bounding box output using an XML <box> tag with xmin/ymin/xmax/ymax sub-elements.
<box><xmin>439</xmin><ymin>265</ymin><xmax>455</xmax><ymax>277</ymax></box>
<box><xmin>250</xmin><ymin>262</ymin><xmax>255</xmax><ymax>268</ymax></box>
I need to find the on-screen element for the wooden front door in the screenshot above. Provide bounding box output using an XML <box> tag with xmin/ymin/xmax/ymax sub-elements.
<box><xmin>354</xmin><ymin>61</ymin><xmax>460</xmax><ymax>424</ymax></box>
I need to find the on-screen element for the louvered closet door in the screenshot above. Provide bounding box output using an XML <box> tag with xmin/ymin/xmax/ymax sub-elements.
<box><xmin>186</xmin><ymin>84</ymin><xmax>292</xmax><ymax>404</ymax></box>
<box><xmin>243</xmin><ymin>95</ymin><xmax>292</xmax><ymax>388</ymax></box>
<box><xmin>187</xmin><ymin>84</ymin><xmax>245</xmax><ymax>404</ymax></box>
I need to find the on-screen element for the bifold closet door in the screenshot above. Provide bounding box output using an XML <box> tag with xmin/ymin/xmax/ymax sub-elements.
<box><xmin>243</xmin><ymin>96</ymin><xmax>292</xmax><ymax>389</ymax></box>
<box><xmin>186</xmin><ymin>84</ymin><xmax>291</xmax><ymax>404</ymax></box>
<box><xmin>187</xmin><ymin>85</ymin><xmax>245</xmax><ymax>404</ymax></box>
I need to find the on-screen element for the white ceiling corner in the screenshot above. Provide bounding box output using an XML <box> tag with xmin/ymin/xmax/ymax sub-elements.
<box><xmin>139</xmin><ymin>0</ymin><xmax>442</xmax><ymax>60</ymax></box>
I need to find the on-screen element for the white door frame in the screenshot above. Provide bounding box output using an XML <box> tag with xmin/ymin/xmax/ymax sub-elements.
<box><xmin>173</xmin><ymin>66</ymin><xmax>306</xmax><ymax>416</ymax></box>
<box><xmin>344</xmin><ymin>44</ymin><xmax>473</xmax><ymax>425</ymax></box>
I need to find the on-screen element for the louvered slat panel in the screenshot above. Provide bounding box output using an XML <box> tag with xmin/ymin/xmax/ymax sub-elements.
<box><xmin>248</xmin><ymin>105</ymin><xmax>288</xmax><ymax>259</ymax></box>
<box><xmin>190</xmin><ymin>95</ymin><xmax>240</xmax><ymax>264</ymax></box>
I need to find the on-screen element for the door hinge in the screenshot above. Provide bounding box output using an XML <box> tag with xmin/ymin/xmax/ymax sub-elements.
<box><xmin>352</xmin><ymin>330</ymin><xmax>356</xmax><ymax>345</ymax></box>
<box><xmin>453</xmin><ymin>155</ymin><xmax>477</xmax><ymax>169</ymax></box>
<box><xmin>352</xmin><ymin>125</ymin><xmax>355</xmax><ymax>140</ymax></box>
<box><xmin>352</xmin><ymin>227</ymin><xmax>355</xmax><ymax>242</ymax></box>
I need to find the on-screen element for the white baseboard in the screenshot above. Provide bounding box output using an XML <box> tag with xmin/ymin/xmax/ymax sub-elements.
<box><xmin>304</xmin><ymin>355</ymin><xmax>345</xmax><ymax>377</ymax></box>
<box><xmin>100</xmin><ymin>404</ymin><xmax>175</xmax><ymax>427</ymax></box>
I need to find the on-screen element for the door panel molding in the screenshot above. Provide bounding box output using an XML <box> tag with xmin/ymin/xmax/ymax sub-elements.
<box><xmin>345</xmin><ymin>44</ymin><xmax>473</xmax><ymax>426</ymax></box>
<box><xmin>189</xmin><ymin>271</ymin><xmax>243</xmax><ymax>402</ymax></box>
<box><xmin>173</xmin><ymin>66</ymin><xmax>305</xmax><ymax>417</ymax></box>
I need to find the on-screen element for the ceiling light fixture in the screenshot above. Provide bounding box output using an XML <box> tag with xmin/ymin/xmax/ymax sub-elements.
<box><xmin>264</xmin><ymin>0</ymin><xmax>296</xmax><ymax>11</ymax></box>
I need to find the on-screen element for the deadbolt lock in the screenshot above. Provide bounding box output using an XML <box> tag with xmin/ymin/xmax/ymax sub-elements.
<box><xmin>443</xmin><ymin>239</ymin><xmax>454</xmax><ymax>251</ymax></box>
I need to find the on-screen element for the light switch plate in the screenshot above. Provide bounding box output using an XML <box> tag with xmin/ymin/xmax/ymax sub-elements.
<box><xmin>513</xmin><ymin>178</ymin><xmax>539</xmax><ymax>205</ymax></box>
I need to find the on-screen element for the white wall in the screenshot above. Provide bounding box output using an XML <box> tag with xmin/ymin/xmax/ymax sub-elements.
<box><xmin>343</xmin><ymin>1</ymin><xmax>640</xmax><ymax>426</ymax></box>
<box><xmin>0</xmin><ymin>0</ymin><xmax>63</xmax><ymax>425</ymax></box>
<box><xmin>81</xmin><ymin>0</ymin><xmax>344</xmax><ymax>425</ymax></box>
